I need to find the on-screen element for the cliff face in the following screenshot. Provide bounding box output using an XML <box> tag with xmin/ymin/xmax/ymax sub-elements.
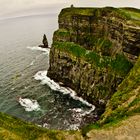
<box><xmin>57</xmin><ymin>7</ymin><xmax>140</xmax><ymax>62</ymax></box>
<box><xmin>48</xmin><ymin>7</ymin><xmax>140</xmax><ymax>109</ymax></box>
<box><xmin>100</xmin><ymin>56</ymin><xmax>140</xmax><ymax>124</ymax></box>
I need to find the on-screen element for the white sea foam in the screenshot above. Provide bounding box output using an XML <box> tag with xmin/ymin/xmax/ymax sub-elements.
<box><xmin>43</xmin><ymin>123</ymin><xmax>49</xmax><ymax>128</ymax></box>
<box><xmin>69</xmin><ymin>123</ymin><xmax>80</xmax><ymax>131</ymax></box>
<box><xmin>34</xmin><ymin>70</ymin><xmax>95</xmax><ymax>117</ymax></box>
<box><xmin>18</xmin><ymin>97</ymin><xmax>40</xmax><ymax>112</ymax></box>
<box><xmin>27</xmin><ymin>46</ymin><xmax>50</xmax><ymax>54</ymax></box>
<box><xmin>30</xmin><ymin>60</ymin><xmax>35</xmax><ymax>66</ymax></box>
<box><xmin>69</xmin><ymin>108</ymin><xmax>83</xmax><ymax>113</ymax></box>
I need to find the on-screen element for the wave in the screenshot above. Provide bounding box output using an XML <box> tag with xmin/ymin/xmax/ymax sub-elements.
<box><xmin>29</xmin><ymin>53</ymin><xmax>43</xmax><ymax>66</ymax></box>
<box><xmin>34</xmin><ymin>71</ymin><xmax>95</xmax><ymax>117</ymax></box>
<box><xmin>30</xmin><ymin>60</ymin><xmax>35</xmax><ymax>66</ymax></box>
<box><xmin>27</xmin><ymin>46</ymin><xmax>50</xmax><ymax>55</ymax></box>
<box><xmin>27</xmin><ymin>46</ymin><xmax>50</xmax><ymax>66</ymax></box>
<box><xmin>18</xmin><ymin>97</ymin><xmax>40</xmax><ymax>112</ymax></box>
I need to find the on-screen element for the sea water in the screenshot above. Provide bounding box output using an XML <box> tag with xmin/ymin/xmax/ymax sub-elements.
<box><xmin>0</xmin><ymin>14</ymin><xmax>97</xmax><ymax>130</ymax></box>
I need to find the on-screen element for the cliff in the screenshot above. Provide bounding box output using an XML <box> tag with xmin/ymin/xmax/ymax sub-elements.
<box><xmin>48</xmin><ymin>6</ymin><xmax>140</xmax><ymax>132</ymax></box>
<box><xmin>48</xmin><ymin>7</ymin><xmax>140</xmax><ymax>112</ymax></box>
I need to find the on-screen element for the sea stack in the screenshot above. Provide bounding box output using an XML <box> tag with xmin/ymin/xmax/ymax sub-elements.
<box><xmin>39</xmin><ymin>34</ymin><xmax>48</xmax><ymax>48</ymax></box>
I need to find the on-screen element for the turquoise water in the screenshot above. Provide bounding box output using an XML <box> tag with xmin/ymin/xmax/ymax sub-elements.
<box><xmin>0</xmin><ymin>14</ymin><xmax>97</xmax><ymax>130</ymax></box>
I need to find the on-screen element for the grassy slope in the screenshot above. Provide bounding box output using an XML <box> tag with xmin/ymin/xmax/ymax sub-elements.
<box><xmin>81</xmin><ymin>56</ymin><xmax>140</xmax><ymax>135</ymax></box>
<box><xmin>0</xmin><ymin>112</ymin><xmax>82</xmax><ymax>140</ymax></box>
<box><xmin>0</xmin><ymin>112</ymin><xmax>58</xmax><ymax>140</ymax></box>
<box><xmin>99</xmin><ymin>56</ymin><xmax>140</xmax><ymax>124</ymax></box>
<box><xmin>120</xmin><ymin>8</ymin><xmax>140</xmax><ymax>21</ymax></box>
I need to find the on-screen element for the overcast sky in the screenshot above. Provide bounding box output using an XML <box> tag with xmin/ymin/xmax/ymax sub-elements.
<box><xmin>0</xmin><ymin>0</ymin><xmax>140</xmax><ymax>19</ymax></box>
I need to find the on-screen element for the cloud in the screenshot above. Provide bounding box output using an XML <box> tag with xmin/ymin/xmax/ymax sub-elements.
<box><xmin>72</xmin><ymin>0</ymin><xmax>140</xmax><ymax>8</ymax></box>
<box><xmin>0</xmin><ymin>0</ymin><xmax>140</xmax><ymax>18</ymax></box>
<box><xmin>0</xmin><ymin>0</ymin><xmax>67</xmax><ymax>17</ymax></box>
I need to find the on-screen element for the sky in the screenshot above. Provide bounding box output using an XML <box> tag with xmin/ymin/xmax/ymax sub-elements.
<box><xmin>0</xmin><ymin>0</ymin><xmax>140</xmax><ymax>19</ymax></box>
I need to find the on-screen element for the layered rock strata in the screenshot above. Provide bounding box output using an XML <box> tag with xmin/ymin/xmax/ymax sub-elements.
<box><xmin>48</xmin><ymin>7</ymin><xmax>140</xmax><ymax>110</ymax></box>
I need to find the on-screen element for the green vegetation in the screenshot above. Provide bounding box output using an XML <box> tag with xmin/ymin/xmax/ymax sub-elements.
<box><xmin>120</xmin><ymin>8</ymin><xmax>140</xmax><ymax>21</ymax></box>
<box><xmin>81</xmin><ymin>123</ymin><xmax>100</xmax><ymax>136</ymax></box>
<box><xmin>84</xmin><ymin>35</ymin><xmax>113</xmax><ymax>54</ymax></box>
<box><xmin>110</xmin><ymin>54</ymin><xmax>133</xmax><ymax>76</ymax></box>
<box><xmin>53</xmin><ymin>41</ymin><xmax>132</xmax><ymax>77</ymax></box>
<box><xmin>100</xmin><ymin>56</ymin><xmax>140</xmax><ymax>124</ymax></box>
<box><xmin>54</xmin><ymin>29</ymin><xmax>70</xmax><ymax>37</ymax></box>
<box><xmin>54</xmin><ymin>30</ymin><xmax>113</xmax><ymax>55</ymax></box>
<box><xmin>53</xmin><ymin>42</ymin><xmax>85</xmax><ymax>58</ymax></box>
<box><xmin>0</xmin><ymin>112</ymin><xmax>70</xmax><ymax>140</ymax></box>
<box><xmin>59</xmin><ymin>8</ymin><xmax>97</xmax><ymax>19</ymax></box>
<box><xmin>0</xmin><ymin>112</ymin><xmax>84</xmax><ymax>140</ymax></box>
<box><xmin>59</xmin><ymin>7</ymin><xmax>140</xmax><ymax>21</ymax></box>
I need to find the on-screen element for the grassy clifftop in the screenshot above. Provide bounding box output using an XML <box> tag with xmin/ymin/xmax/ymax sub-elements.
<box><xmin>0</xmin><ymin>112</ymin><xmax>57</xmax><ymax>140</ymax></box>
<box><xmin>1</xmin><ymin>110</ymin><xmax>140</xmax><ymax>140</ymax></box>
<box><xmin>0</xmin><ymin>112</ymin><xmax>83</xmax><ymax>140</ymax></box>
<box><xmin>59</xmin><ymin>7</ymin><xmax>140</xmax><ymax>23</ymax></box>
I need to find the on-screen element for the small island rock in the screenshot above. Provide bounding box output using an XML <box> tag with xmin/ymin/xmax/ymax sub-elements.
<box><xmin>39</xmin><ymin>34</ymin><xmax>49</xmax><ymax>48</ymax></box>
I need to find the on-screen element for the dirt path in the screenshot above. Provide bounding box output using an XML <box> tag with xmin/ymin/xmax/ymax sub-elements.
<box><xmin>86</xmin><ymin>115</ymin><xmax>140</xmax><ymax>140</ymax></box>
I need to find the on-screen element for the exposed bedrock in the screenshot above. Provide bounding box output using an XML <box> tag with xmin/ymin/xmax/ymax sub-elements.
<box><xmin>48</xmin><ymin>7</ymin><xmax>140</xmax><ymax>113</ymax></box>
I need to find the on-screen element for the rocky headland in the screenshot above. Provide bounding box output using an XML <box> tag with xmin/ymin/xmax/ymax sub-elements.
<box><xmin>47</xmin><ymin>7</ymin><xmax>140</xmax><ymax>113</ymax></box>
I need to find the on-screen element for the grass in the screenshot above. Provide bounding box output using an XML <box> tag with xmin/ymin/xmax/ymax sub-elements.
<box><xmin>0</xmin><ymin>112</ymin><xmax>84</xmax><ymax>140</ymax></box>
<box><xmin>120</xmin><ymin>8</ymin><xmax>140</xmax><ymax>21</ymax></box>
<box><xmin>53</xmin><ymin>41</ymin><xmax>86</xmax><ymax>58</ymax></box>
<box><xmin>54</xmin><ymin>29</ymin><xmax>70</xmax><ymax>37</ymax></box>
<box><xmin>100</xmin><ymin>56</ymin><xmax>140</xmax><ymax>124</ymax></box>
<box><xmin>110</xmin><ymin>54</ymin><xmax>133</xmax><ymax>76</ymax></box>
<box><xmin>53</xmin><ymin>41</ymin><xmax>132</xmax><ymax>77</ymax></box>
<box><xmin>84</xmin><ymin>35</ymin><xmax>113</xmax><ymax>52</ymax></box>
<box><xmin>81</xmin><ymin>123</ymin><xmax>100</xmax><ymax>136</ymax></box>
<box><xmin>59</xmin><ymin>8</ymin><xmax>97</xmax><ymax>19</ymax></box>
<box><xmin>0</xmin><ymin>112</ymin><xmax>65</xmax><ymax>140</ymax></box>
<box><xmin>59</xmin><ymin>7</ymin><xmax>140</xmax><ymax>21</ymax></box>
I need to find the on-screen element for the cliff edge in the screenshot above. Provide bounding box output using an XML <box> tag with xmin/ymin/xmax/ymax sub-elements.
<box><xmin>47</xmin><ymin>6</ymin><xmax>140</xmax><ymax>137</ymax></box>
<box><xmin>48</xmin><ymin>7</ymin><xmax>140</xmax><ymax>110</ymax></box>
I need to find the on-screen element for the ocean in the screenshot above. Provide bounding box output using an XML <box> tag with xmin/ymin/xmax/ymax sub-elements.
<box><xmin>0</xmin><ymin>14</ymin><xmax>97</xmax><ymax>130</ymax></box>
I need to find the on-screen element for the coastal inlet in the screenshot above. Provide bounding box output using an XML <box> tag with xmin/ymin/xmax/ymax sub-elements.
<box><xmin>0</xmin><ymin>15</ymin><xmax>98</xmax><ymax>130</ymax></box>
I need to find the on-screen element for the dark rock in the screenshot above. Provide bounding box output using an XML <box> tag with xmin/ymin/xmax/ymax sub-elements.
<box><xmin>39</xmin><ymin>34</ymin><xmax>49</xmax><ymax>48</ymax></box>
